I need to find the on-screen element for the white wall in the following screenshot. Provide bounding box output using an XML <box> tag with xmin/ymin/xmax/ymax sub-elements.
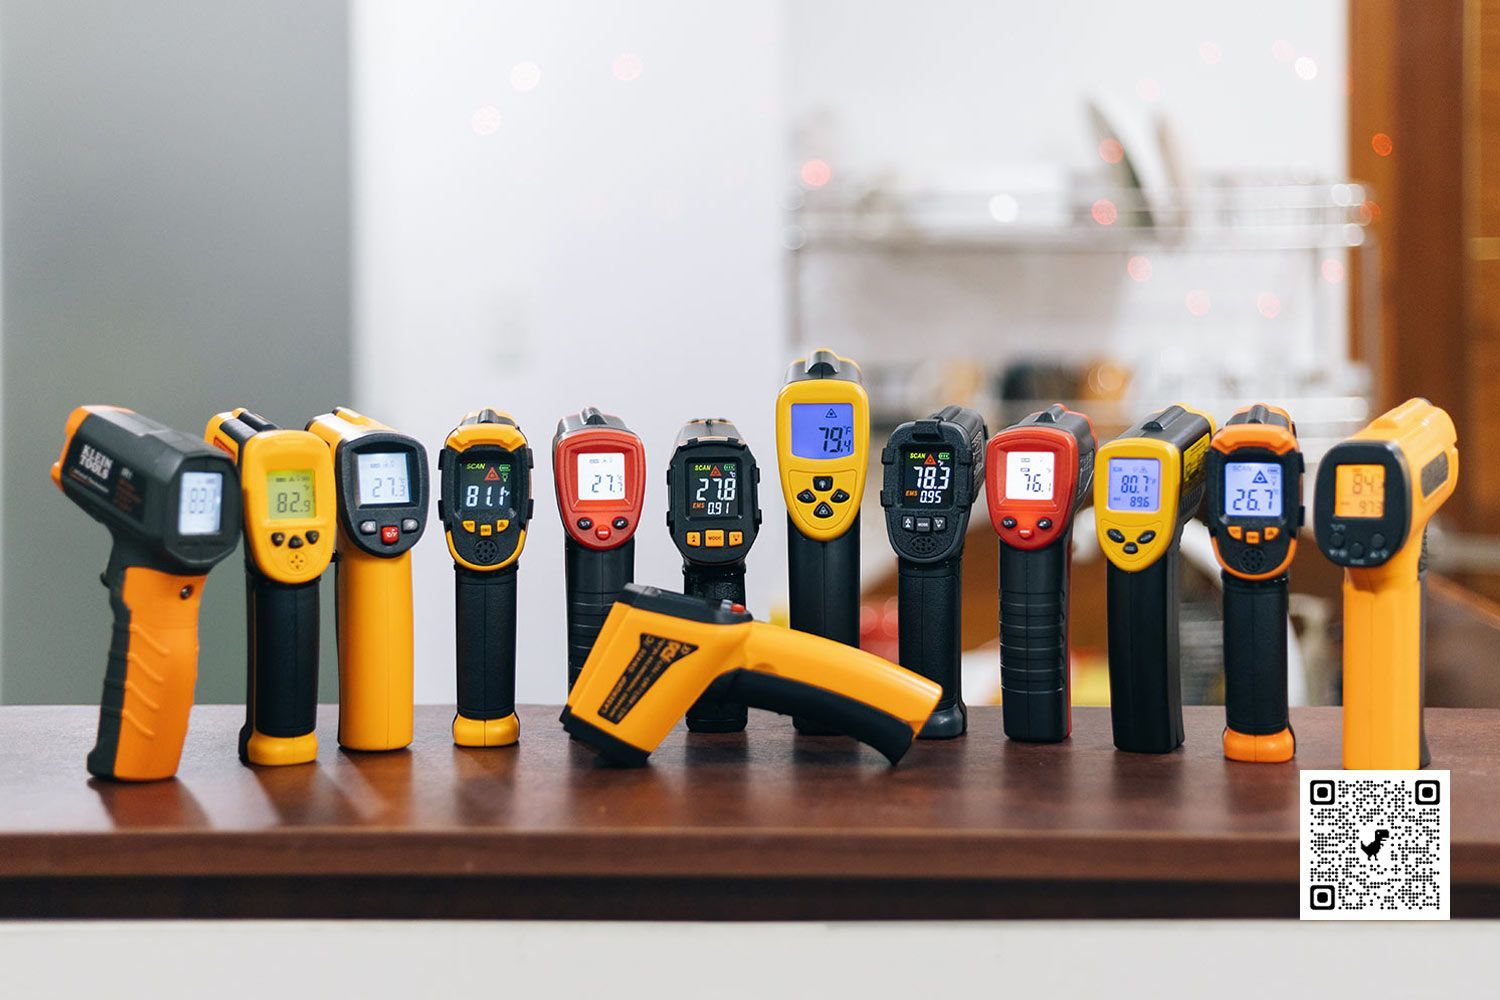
<box><xmin>353</xmin><ymin>1</ymin><xmax>787</xmax><ymax>705</ymax></box>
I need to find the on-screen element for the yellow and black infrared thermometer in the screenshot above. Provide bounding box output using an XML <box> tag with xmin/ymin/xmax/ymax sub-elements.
<box><xmin>775</xmin><ymin>348</ymin><xmax>870</xmax><ymax>734</ymax></box>
<box><xmin>206</xmin><ymin>410</ymin><xmax>336</xmax><ymax>767</ymax></box>
<box><xmin>52</xmin><ymin>406</ymin><xmax>241</xmax><ymax>781</ymax></box>
<box><xmin>1205</xmin><ymin>405</ymin><xmax>1303</xmax><ymax>763</ymax></box>
<box><xmin>307</xmin><ymin>407</ymin><xmax>430</xmax><ymax>752</ymax></box>
<box><xmin>439</xmin><ymin>409</ymin><xmax>534</xmax><ymax>748</ymax></box>
<box><xmin>560</xmin><ymin>585</ymin><xmax>941</xmax><ymax>766</ymax></box>
<box><xmin>1313</xmin><ymin>398</ymin><xmax>1457</xmax><ymax>770</ymax></box>
<box><xmin>666</xmin><ymin>418</ymin><xmax>762</xmax><ymax>733</ymax></box>
<box><xmin>1094</xmin><ymin>404</ymin><xmax>1214</xmax><ymax>754</ymax></box>
<box><xmin>879</xmin><ymin>405</ymin><xmax>987</xmax><ymax>738</ymax></box>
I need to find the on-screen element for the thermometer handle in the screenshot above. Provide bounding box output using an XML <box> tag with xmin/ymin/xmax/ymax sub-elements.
<box><xmin>1105</xmin><ymin>533</ymin><xmax>1185</xmax><ymax>753</ymax></box>
<box><xmin>564</xmin><ymin>536</ymin><xmax>634</xmax><ymax>691</ymax></box>
<box><xmin>787</xmin><ymin>513</ymin><xmax>861</xmax><ymax>734</ymax></box>
<box><xmin>897</xmin><ymin>554</ymin><xmax>965</xmax><ymax>737</ymax></box>
<box><xmin>1342</xmin><ymin>537</ymin><xmax>1430</xmax><ymax>769</ymax></box>
<box><xmin>452</xmin><ymin>563</ymin><xmax>519</xmax><ymax>746</ymax></box>
<box><xmin>999</xmin><ymin>536</ymin><xmax>1071</xmax><ymax>743</ymax></box>
<box><xmin>683</xmin><ymin>561</ymin><xmax>750</xmax><ymax>732</ymax></box>
<box><xmin>334</xmin><ymin>545</ymin><xmax>415</xmax><ymax>751</ymax></box>
<box><xmin>241</xmin><ymin>569</ymin><xmax>320</xmax><ymax>766</ymax></box>
<box><xmin>89</xmin><ymin>547</ymin><xmax>207</xmax><ymax>781</ymax></box>
<box><xmin>1222</xmin><ymin>571</ymin><xmax>1294</xmax><ymax>760</ymax></box>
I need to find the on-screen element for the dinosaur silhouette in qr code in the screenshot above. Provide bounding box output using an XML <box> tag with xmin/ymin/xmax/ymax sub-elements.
<box><xmin>1361</xmin><ymin>829</ymin><xmax>1390</xmax><ymax>859</ymax></box>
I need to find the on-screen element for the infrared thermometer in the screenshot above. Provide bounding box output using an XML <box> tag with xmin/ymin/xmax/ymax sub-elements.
<box><xmin>666</xmin><ymin>418</ymin><xmax>762</xmax><ymax>732</ymax></box>
<box><xmin>53</xmin><ymin>406</ymin><xmax>241</xmax><ymax>780</ymax></box>
<box><xmin>775</xmin><ymin>348</ymin><xmax>870</xmax><ymax>734</ymax></box>
<box><xmin>439</xmin><ymin>409</ymin><xmax>534</xmax><ymax>747</ymax></box>
<box><xmin>307</xmin><ymin>407</ymin><xmax>430</xmax><ymax>751</ymax></box>
<box><xmin>560</xmin><ymin>585</ymin><xmax>941</xmax><ymax>766</ymax></box>
<box><xmin>1094</xmin><ymin>404</ymin><xmax>1215</xmax><ymax>753</ymax></box>
<box><xmin>1205</xmin><ymin>404</ymin><xmax>1303</xmax><ymax>763</ymax></box>
<box><xmin>553</xmin><ymin>407</ymin><xmax>647</xmax><ymax>691</ymax></box>
<box><xmin>986</xmin><ymin>404</ymin><xmax>1096</xmax><ymax>743</ymax></box>
<box><xmin>205</xmin><ymin>409</ymin><xmax>336</xmax><ymax>767</ymax></box>
<box><xmin>1313</xmin><ymin>398</ymin><xmax>1457</xmax><ymax>769</ymax></box>
<box><xmin>879</xmin><ymin>405</ymin><xmax>987</xmax><ymax>738</ymax></box>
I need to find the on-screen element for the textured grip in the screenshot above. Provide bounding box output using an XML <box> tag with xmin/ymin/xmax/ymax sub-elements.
<box><xmin>787</xmin><ymin>513</ymin><xmax>860</xmax><ymax>734</ymax></box>
<box><xmin>898</xmin><ymin>555</ymin><xmax>965</xmax><ymax>738</ymax></box>
<box><xmin>564</xmin><ymin>537</ymin><xmax>634</xmax><ymax>691</ymax></box>
<box><xmin>455</xmin><ymin>565</ymin><xmax>518</xmax><ymax>721</ymax></box>
<box><xmin>700</xmin><ymin>670</ymin><xmax>917</xmax><ymax>764</ymax></box>
<box><xmin>998</xmin><ymin>537</ymin><xmax>1071</xmax><ymax>743</ymax></box>
<box><xmin>1105</xmin><ymin>537</ymin><xmax>1184</xmax><ymax>753</ymax></box>
<box><xmin>90</xmin><ymin>560</ymin><xmax>206</xmax><ymax>781</ymax></box>
<box><xmin>1222</xmin><ymin>571</ymin><xmax>1290</xmax><ymax>736</ymax></box>
<box><xmin>683</xmin><ymin>562</ymin><xmax>749</xmax><ymax>732</ymax></box>
<box><xmin>241</xmin><ymin>571</ymin><xmax>320</xmax><ymax>765</ymax></box>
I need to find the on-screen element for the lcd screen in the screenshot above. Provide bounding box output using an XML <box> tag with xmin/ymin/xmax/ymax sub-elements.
<box><xmin>1106</xmin><ymin>457</ymin><xmax>1161</xmax><ymax>512</ymax></box>
<box><xmin>458</xmin><ymin>459</ymin><xmax>513</xmax><ymax>512</ymax></box>
<box><xmin>357</xmin><ymin>451</ymin><xmax>411</xmax><ymax>506</ymax></box>
<box><xmin>1223</xmin><ymin>462</ymin><xmax>1282</xmax><ymax>517</ymax></box>
<box><xmin>790</xmin><ymin>402</ymin><xmax>855</xmax><ymax>459</ymax></box>
<box><xmin>178</xmin><ymin>471</ymin><xmax>223</xmax><ymax>535</ymax></box>
<box><xmin>902</xmin><ymin>449</ymin><xmax>954</xmax><ymax>507</ymax></box>
<box><xmin>1005</xmin><ymin>451</ymin><xmax>1055</xmax><ymax>501</ymax></box>
<box><xmin>1334</xmin><ymin>464</ymin><xmax>1385</xmax><ymax>519</ymax></box>
<box><xmin>687</xmin><ymin>460</ymin><xmax>740</xmax><ymax>519</ymax></box>
<box><xmin>267</xmin><ymin>469</ymin><xmax>315</xmax><ymax>520</ymax></box>
<box><xmin>577</xmin><ymin>452</ymin><xmax>626</xmax><ymax>501</ymax></box>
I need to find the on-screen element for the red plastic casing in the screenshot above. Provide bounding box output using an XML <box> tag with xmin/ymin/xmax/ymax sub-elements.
<box><xmin>986</xmin><ymin>422</ymin><xmax>1087</xmax><ymax>551</ymax></box>
<box><xmin>553</xmin><ymin>428</ymin><xmax>647</xmax><ymax>551</ymax></box>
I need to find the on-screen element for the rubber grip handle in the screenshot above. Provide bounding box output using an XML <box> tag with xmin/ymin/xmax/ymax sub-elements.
<box><xmin>564</xmin><ymin>537</ymin><xmax>634</xmax><ymax>692</ymax></box>
<box><xmin>998</xmin><ymin>537</ymin><xmax>1071</xmax><ymax>743</ymax></box>
<box><xmin>1222</xmin><ymin>571</ymin><xmax>1290</xmax><ymax>736</ymax></box>
<box><xmin>1105</xmin><ymin>536</ymin><xmax>1184</xmax><ymax>753</ymax></box>
<box><xmin>90</xmin><ymin>559</ymin><xmax>207</xmax><ymax>781</ymax></box>
<box><xmin>334</xmin><ymin>545</ymin><xmax>414</xmax><ymax>751</ymax></box>
<box><xmin>704</xmin><ymin>669</ymin><xmax>916</xmax><ymax>764</ymax></box>
<box><xmin>241</xmin><ymin>571</ymin><xmax>320</xmax><ymax>765</ymax></box>
<box><xmin>455</xmin><ymin>564</ymin><xmax>518</xmax><ymax>721</ymax></box>
<box><xmin>682</xmin><ymin>562</ymin><xmax>750</xmax><ymax>732</ymax></box>
<box><xmin>1342</xmin><ymin>555</ymin><xmax>1429</xmax><ymax>769</ymax></box>
<box><xmin>898</xmin><ymin>555</ymin><xmax>966</xmax><ymax>738</ymax></box>
<box><xmin>786</xmin><ymin>512</ymin><xmax>860</xmax><ymax>734</ymax></box>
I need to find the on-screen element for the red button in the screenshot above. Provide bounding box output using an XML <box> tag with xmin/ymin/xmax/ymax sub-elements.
<box><xmin>380</xmin><ymin>525</ymin><xmax>399</xmax><ymax>544</ymax></box>
<box><xmin>1018</xmin><ymin>528</ymin><xmax>1035</xmax><ymax>540</ymax></box>
<box><xmin>730</xmin><ymin>603</ymin><xmax>747</xmax><ymax>614</ymax></box>
<box><xmin>594</xmin><ymin>526</ymin><xmax>612</xmax><ymax>541</ymax></box>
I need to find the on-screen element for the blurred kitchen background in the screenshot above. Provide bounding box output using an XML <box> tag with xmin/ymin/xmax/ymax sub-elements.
<box><xmin>3</xmin><ymin>0</ymin><xmax>1497</xmax><ymax>713</ymax></box>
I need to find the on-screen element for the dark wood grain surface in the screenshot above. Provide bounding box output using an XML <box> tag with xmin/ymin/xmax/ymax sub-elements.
<box><xmin>1</xmin><ymin>705</ymin><xmax>1496</xmax><ymax>919</ymax></box>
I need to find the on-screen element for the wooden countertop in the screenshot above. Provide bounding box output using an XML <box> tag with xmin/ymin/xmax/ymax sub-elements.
<box><xmin>2</xmin><ymin>704</ymin><xmax>1496</xmax><ymax>919</ymax></box>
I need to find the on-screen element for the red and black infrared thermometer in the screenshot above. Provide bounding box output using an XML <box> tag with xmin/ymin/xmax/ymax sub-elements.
<box><xmin>879</xmin><ymin>405</ymin><xmax>987</xmax><ymax>738</ymax></box>
<box><xmin>553</xmin><ymin>407</ymin><xmax>646</xmax><ymax>691</ymax></box>
<box><xmin>986</xmin><ymin>404</ymin><xmax>1096</xmax><ymax>743</ymax></box>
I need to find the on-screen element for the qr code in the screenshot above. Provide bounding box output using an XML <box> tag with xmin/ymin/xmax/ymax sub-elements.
<box><xmin>1300</xmin><ymin>770</ymin><xmax>1449</xmax><ymax>920</ymax></box>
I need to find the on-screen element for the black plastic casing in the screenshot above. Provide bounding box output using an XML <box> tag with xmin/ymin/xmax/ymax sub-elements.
<box><xmin>879</xmin><ymin>405</ymin><xmax>987</xmax><ymax>738</ymax></box>
<box><xmin>328</xmin><ymin>430</ymin><xmax>430</xmax><ymax>558</ymax></box>
<box><xmin>1312</xmin><ymin>440</ymin><xmax>1413</xmax><ymax>568</ymax></box>
<box><xmin>666</xmin><ymin>418</ymin><xmax>762</xmax><ymax>732</ymax></box>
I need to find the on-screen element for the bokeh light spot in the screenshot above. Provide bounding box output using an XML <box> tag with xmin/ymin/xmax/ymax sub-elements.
<box><xmin>1185</xmin><ymin>289</ymin><xmax>1211</xmax><ymax>316</ymax></box>
<box><xmin>510</xmin><ymin>62</ymin><xmax>541</xmax><ymax>92</ymax></box>
<box><xmin>1126</xmin><ymin>256</ymin><xmax>1152</xmax><ymax>282</ymax></box>
<box><xmin>800</xmin><ymin>159</ymin><xmax>832</xmax><ymax>189</ymax></box>
<box><xmin>1199</xmin><ymin>42</ymin><xmax>1222</xmax><ymax>65</ymax></box>
<box><xmin>1371</xmin><ymin>132</ymin><xmax>1393</xmax><ymax>157</ymax></box>
<box><xmin>988</xmin><ymin>193</ymin><xmax>1020</xmax><ymax>223</ymax></box>
<box><xmin>1294</xmin><ymin>56</ymin><xmax>1318</xmax><ymax>80</ymax></box>
<box><xmin>612</xmin><ymin>53</ymin><xmax>643</xmax><ymax>81</ymax></box>
<box><xmin>1321</xmin><ymin>258</ymin><xmax>1346</xmax><ymax>284</ymax></box>
<box><xmin>1098</xmin><ymin>138</ymin><xmax>1124</xmax><ymax>165</ymax></box>
<box><xmin>470</xmin><ymin>106</ymin><xmax>502</xmax><ymax>135</ymax></box>
<box><xmin>1091</xmin><ymin>199</ymin><xmax>1118</xmax><ymax>226</ymax></box>
<box><xmin>1257</xmin><ymin>292</ymin><xmax>1282</xmax><ymax>319</ymax></box>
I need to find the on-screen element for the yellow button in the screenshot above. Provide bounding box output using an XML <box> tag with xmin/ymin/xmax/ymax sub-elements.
<box><xmin>461</xmin><ymin>519</ymin><xmax>476</xmax><ymax>533</ymax></box>
<box><xmin>495</xmin><ymin>519</ymin><xmax>509</xmax><ymax>533</ymax></box>
<box><xmin>705</xmin><ymin>529</ymin><xmax>725</xmax><ymax>547</ymax></box>
<box><xmin>1227</xmin><ymin>525</ymin><xmax>1242</xmax><ymax>540</ymax></box>
<box><xmin>1264</xmin><ymin>526</ymin><xmax>1280</xmax><ymax>541</ymax></box>
<box><xmin>686</xmin><ymin>531</ymin><xmax>701</xmax><ymax>547</ymax></box>
<box><xmin>728</xmin><ymin>531</ymin><xmax>744</xmax><ymax>546</ymax></box>
<box><xmin>1245</xmin><ymin>530</ymin><xmax>1260</xmax><ymax>545</ymax></box>
<box><xmin>479</xmin><ymin>523</ymin><xmax>493</xmax><ymax>537</ymax></box>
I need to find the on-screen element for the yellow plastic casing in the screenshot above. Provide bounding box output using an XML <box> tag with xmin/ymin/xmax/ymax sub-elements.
<box><xmin>1337</xmin><ymin>399</ymin><xmax>1458</xmax><ymax>770</ymax></box>
<box><xmin>775</xmin><ymin>349</ymin><xmax>870</xmax><ymax>542</ymax></box>
<box><xmin>1093</xmin><ymin>404</ymin><xmax>1215</xmax><ymax>572</ymax></box>
<box><xmin>565</xmin><ymin>602</ymin><xmax>940</xmax><ymax>757</ymax></box>
<box><xmin>444</xmin><ymin>415</ymin><xmax>528</xmax><ymax>573</ymax></box>
<box><xmin>307</xmin><ymin>407</ymin><xmax>419</xmax><ymax>752</ymax></box>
